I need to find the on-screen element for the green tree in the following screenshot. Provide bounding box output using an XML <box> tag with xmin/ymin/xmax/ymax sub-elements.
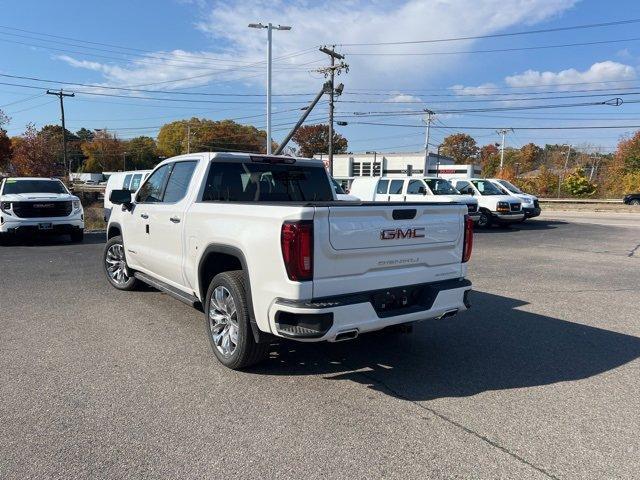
<box><xmin>125</xmin><ymin>136</ymin><xmax>159</xmax><ymax>169</ymax></box>
<box><xmin>157</xmin><ymin>118</ymin><xmax>268</xmax><ymax>156</ymax></box>
<box><xmin>440</xmin><ymin>133</ymin><xmax>478</xmax><ymax>164</ymax></box>
<box><xmin>292</xmin><ymin>124</ymin><xmax>348</xmax><ymax>158</ymax></box>
<box><xmin>76</xmin><ymin>128</ymin><xmax>95</xmax><ymax>142</ymax></box>
<box><xmin>562</xmin><ymin>168</ymin><xmax>597</xmax><ymax>197</ymax></box>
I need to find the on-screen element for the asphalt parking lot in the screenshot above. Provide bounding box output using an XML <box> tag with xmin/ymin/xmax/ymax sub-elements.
<box><xmin>1</xmin><ymin>211</ymin><xmax>639</xmax><ymax>479</ymax></box>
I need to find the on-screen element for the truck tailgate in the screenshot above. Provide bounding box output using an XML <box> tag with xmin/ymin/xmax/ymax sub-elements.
<box><xmin>313</xmin><ymin>203</ymin><xmax>467</xmax><ymax>298</ymax></box>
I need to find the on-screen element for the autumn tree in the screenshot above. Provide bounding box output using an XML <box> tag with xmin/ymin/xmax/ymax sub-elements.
<box><xmin>38</xmin><ymin>125</ymin><xmax>83</xmax><ymax>171</ymax></box>
<box><xmin>479</xmin><ymin>144</ymin><xmax>499</xmax><ymax>176</ymax></box>
<box><xmin>292</xmin><ymin>124</ymin><xmax>348</xmax><ymax>158</ymax></box>
<box><xmin>518</xmin><ymin>143</ymin><xmax>541</xmax><ymax>172</ymax></box>
<box><xmin>81</xmin><ymin>130</ymin><xmax>126</xmax><ymax>172</ymax></box>
<box><xmin>125</xmin><ymin>136</ymin><xmax>159</xmax><ymax>169</ymax></box>
<box><xmin>605</xmin><ymin>131</ymin><xmax>640</xmax><ymax>195</ymax></box>
<box><xmin>157</xmin><ymin>118</ymin><xmax>268</xmax><ymax>156</ymax></box>
<box><xmin>0</xmin><ymin>109</ymin><xmax>11</xmax><ymax>171</ymax></box>
<box><xmin>10</xmin><ymin>124</ymin><xmax>64</xmax><ymax>176</ymax></box>
<box><xmin>440</xmin><ymin>133</ymin><xmax>479</xmax><ymax>164</ymax></box>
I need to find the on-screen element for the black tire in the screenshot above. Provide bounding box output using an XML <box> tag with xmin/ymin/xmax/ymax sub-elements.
<box><xmin>631</xmin><ymin>199</ymin><xmax>640</xmax><ymax>206</ymax></box>
<box><xmin>477</xmin><ymin>210</ymin><xmax>492</xmax><ymax>228</ymax></box>
<box><xmin>70</xmin><ymin>229</ymin><xmax>84</xmax><ymax>243</ymax></box>
<box><xmin>103</xmin><ymin>235</ymin><xmax>138</xmax><ymax>290</ymax></box>
<box><xmin>204</xmin><ymin>270</ymin><xmax>269</xmax><ymax>370</ymax></box>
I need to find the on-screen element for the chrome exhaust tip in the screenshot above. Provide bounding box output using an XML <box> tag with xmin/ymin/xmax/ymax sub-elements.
<box><xmin>334</xmin><ymin>329</ymin><xmax>359</xmax><ymax>341</ymax></box>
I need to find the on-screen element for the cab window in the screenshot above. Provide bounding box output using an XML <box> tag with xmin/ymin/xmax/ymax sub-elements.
<box><xmin>407</xmin><ymin>179</ymin><xmax>426</xmax><ymax>195</ymax></box>
<box><xmin>137</xmin><ymin>164</ymin><xmax>172</xmax><ymax>203</ymax></box>
<box><xmin>122</xmin><ymin>174</ymin><xmax>132</xmax><ymax>190</ymax></box>
<box><xmin>389</xmin><ymin>180</ymin><xmax>403</xmax><ymax>195</ymax></box>
<box><xmin>130</xmin><ymin>174</ymin><xmax>143</xmax><ymax>191</ymax></box>
<box><xmin>163</xmin><ymin>161</ymin><xmax>198</xmax><ymax>203</ymax></box>
<box><xmin>376</xmin><ymin>179</ymin><xmax>389</xmax><ymax>194</ymax></box>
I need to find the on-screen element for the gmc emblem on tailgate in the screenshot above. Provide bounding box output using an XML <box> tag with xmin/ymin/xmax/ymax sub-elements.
<box><xmin>380</xmin><ymin>227</ymin><xmax>426</xmax><ymax>240</ymax></box>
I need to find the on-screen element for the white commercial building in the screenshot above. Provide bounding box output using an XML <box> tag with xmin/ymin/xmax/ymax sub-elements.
<box><xmin>316</xmin><ymin>152</ymin><xmax>482</xmax><ymax>189</ymax></box>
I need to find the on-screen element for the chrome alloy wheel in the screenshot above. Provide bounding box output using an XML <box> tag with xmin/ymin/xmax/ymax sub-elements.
<box><xmin>105</xmin><ymin>243</ymin><xmax>131</xmax><ymax>285</ymax></box>
<box><xmin>209</xmin><ymin>286</ymin><xmax>239</xmax><ymax>357</ymax></box>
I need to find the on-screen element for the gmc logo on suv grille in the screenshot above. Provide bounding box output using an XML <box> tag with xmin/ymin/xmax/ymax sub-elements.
<box><xmin>33</xmin><ymin>203</ymin><xmax>54</xmax><ymax>208</ymax></box>
<box><xmin>380</xmin><ymin>227</ymin><xmax>426</xmax><ymax>240</ymax></box>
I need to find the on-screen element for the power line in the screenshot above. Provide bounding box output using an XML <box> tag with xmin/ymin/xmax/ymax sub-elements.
<box><xmin>0</xmin><ymin>73</ymin><xmax>317</xmax><ymax>97</ymax></box>
<box><xmin>344</xmin><ymin>36</ymin><xmax>640</xmax><ymax>56</ymax></box>
<box><xmin>344</xmin><ymin>121</ymin><xmax>640</xmax><ymax>130</ymax></box>
<box><xmin>337</xmin><ymin>18</ymin><xmax>640</xmax><ymax>46</ymax></box>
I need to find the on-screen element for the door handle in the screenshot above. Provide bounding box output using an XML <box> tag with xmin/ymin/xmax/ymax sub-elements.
<box><xmin>140</xmin><ymin>213</ymin><xmax>149</xmax><ymax>219</ymax></box>
<box><xmin>170</xmin><ymin>216</ymin><xmax>181</xmax><ymax>223</ymax></box>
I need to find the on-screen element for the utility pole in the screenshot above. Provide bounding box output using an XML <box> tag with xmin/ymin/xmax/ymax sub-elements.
<box><xmin>423</xmin><ymin>109</ymin><xmax>435</xmax><ymax>167</ymax></box>
<box><xmin>558</xmin><ymin>144</ymin><xmax>571</xmax><ymax>198</ymax></box>
<box><xmin>496</xmin><ymin>128</ymin><xmax>512</xmax><ymax>174</ymax></box>
<box><xmin>46</xmin><ymin>89</ymin><xmax>75</xmax><ymax>179</ymax></box>
<box><xmin>249</xmin><ymin>22</ymin><xmax>291</xmax><ymax>155</ymax></box>
<box><xmin>318</xmin><ymin>46</ymin><xmax>348</xmax><ymax>176</ymax></box>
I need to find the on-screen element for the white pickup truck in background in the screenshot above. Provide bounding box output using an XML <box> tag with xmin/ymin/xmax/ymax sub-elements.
<box><xmin>451</xmin><ymin>178</ymin><xmax>524</xmax><ymax>227</ymax></box>
<box><xmin>0</xmin><ymin>177</ymin><xmax>84</xmax><ymax>243</ymax></box>
<box><xmin>348</xmin><ymin>176</ymin><xmax>480</xmax><ymax>222</ymax></box>
<box><xmin>104</xmin><ymin>153</ymin><xmax>473</xmax><ymax>369</ymax></box>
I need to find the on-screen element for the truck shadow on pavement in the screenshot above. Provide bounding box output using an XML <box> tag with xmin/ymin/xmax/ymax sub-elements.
<box><xmin>474</xmin><ymin>219</ymin><xmax>568</xmax><ymax>234</ymax></box>
<box><xmin>251</xmin><ymin>291</ymin><xmax>640</xmax><ymax>401</ymax></box>
<box><xmin>0</xmin><ymin>232</ymin><xmax>104</xmax><ymax>247</ymax></box>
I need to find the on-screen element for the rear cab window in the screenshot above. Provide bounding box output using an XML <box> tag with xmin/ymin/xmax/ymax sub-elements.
<box><xmin>123</xmin><ymin>174</ymin><xmax>133</xmax><ymax>190</ymax></box>
<box><xmin>201</xmin><ymin>160</ymin><xmax>333</xmax><ymax>202</ymax></box>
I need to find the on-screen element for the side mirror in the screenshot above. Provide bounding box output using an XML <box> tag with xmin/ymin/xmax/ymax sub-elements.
<box><xmin>110</xmin><ymin>189</ymin><xmax>133</xmax><ymax>209</ymax></box>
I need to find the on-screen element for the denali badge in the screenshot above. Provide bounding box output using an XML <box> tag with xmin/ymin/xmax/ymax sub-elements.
<box><xmin>380</xmin><ymin>227</ymin><xmax>426</xmax><ymax>240</ymax></box>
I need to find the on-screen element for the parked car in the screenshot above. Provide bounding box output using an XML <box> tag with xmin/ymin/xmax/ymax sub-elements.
<box><xmin>0</xmin><ymin>177</ymin><xmax>84</xmax><ymax>242</ymax></box>
<box><xmin>451</xmin><ymin>178</ymin><xmax>524</xmax><ymax>227</ymax></box>
<box><xmin>487</xmin><ymin>178</ymin><xmax>541</xmax><ymax>219</ymax></box>
<box><xmin>104</xmin><ymin>153</ymin><xmax>473</xmax><ymax>369</ymax></box>
<box><xmin>623</xmin><ymin>193</ymin><xmax>640</xmax><ymax>205</ymax></box>
<box><xmin>104</xmin><ymin>170</ymin><xmax>151</xmax><ymax>221</ymax></box>
<box><xmin>349</xmin><ymin>176</ymin><xmax>480</xmax><ymax>222</ymax></box>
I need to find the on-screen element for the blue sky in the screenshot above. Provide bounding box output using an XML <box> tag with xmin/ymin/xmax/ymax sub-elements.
<box><xmin>1</xmin><ymin>0</ymin><xmax>640</xmax><ymax>154</ymax></box>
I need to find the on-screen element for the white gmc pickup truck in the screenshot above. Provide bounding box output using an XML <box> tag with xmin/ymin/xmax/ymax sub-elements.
<box><xmin>104</xmin><ymin>153</ymin><xmax>473</xmax><ymax>369</ymax></box>
<box><xmin>0</xmin><ymin>177</ymin><xmax>84</xmax><ymax>243</ymax></box>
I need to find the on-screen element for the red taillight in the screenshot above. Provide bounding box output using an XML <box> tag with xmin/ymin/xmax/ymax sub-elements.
<box><xmin>281</xmin><ymin>221</ymin><xmax>313</xmax><ymax>281</ymax></box>
<box><xmin>462</xmin><ymin>215</ymin><xmax>474</xmax><ymax>263</ymax></box>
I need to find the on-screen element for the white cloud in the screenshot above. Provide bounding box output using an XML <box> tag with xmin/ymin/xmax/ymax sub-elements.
<box><xmin>451</xmin><ymin>61</ymin><xmax>638</xmax><ymax>97</ymax></box>
<box><xmin>54</xmin><ymin>0</ymin><xmax>579</xmax><ymax>92</ymax></box>
<box><xmin>504</xmin><ymin>61</ymin><xmax>637</xmax><ymax>89</ymax></box>
<box><xmin>450</xmin><ymin>83</ymin><xmax>498</xmax><ymax>96</ymax></box>
<box><xmin>387</xmin><ymin>94</ymin><xmax>423</xmax><ymax>103</ymax></box>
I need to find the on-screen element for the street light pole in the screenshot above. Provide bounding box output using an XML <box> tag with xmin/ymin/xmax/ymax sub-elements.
<box><xmin>249</xmin><ymin>22</ymin><xmax>291</xmax><ymax>155</ymax></box>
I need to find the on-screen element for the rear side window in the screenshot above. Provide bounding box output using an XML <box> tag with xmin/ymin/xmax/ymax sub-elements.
<box><xmin>376</xmin><ymin>179</ymin><xmax>389</xmax><ymax>194</ymax></box>
<box><xmin>202</xmin><ymin>162</ymin><xmax>333</xmax><ymax>202</ymax></box>
<box><xmin>389</xmin><ymin>180</ymin><xmax>403</xmax><ymax>194</ymax></box>
<box><xmin>123</xmin><ymin>174</ymin><xmax>132</xmax><ymax>190</ymax></box>
<box><xmin>163</xmin><ymin>161</ymin><xmax>197</xmax><ymax>203</ymax></box>
<box><xmin>130</xmin><ymin>174</ymin><xmax>143</xmax><ymax>191</ymax></box>
<box><xmin>137</xmin><ymin>164</ymin><xmax>172</xmax><ymax>203</ymax></box>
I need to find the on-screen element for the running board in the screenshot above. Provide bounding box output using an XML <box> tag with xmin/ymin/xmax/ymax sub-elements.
<box><xmin>133</xmin><ymin>272</ymin><xmax>201</xmax><ymax>308</ymax></box>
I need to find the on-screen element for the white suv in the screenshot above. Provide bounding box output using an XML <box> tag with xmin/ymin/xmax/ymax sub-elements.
<box><xmin>0</xmin><ymin>177</ymin><xmax>84</xmax><ymax>242</ymax></box>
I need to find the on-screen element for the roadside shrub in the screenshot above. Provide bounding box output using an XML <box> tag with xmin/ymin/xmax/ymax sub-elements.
<box><xmin>562</xmin><ymin>169</ymin><xmax>597</xmax><ymax>197</ymax></box>
<box><xmin>622</xmin><ymin>171</ymin><xmax>640</xmax><ymax>194</ymax></box>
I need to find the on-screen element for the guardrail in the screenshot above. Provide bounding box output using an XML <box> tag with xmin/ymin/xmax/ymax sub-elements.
<box><xmin>538</xmin><ymin>198</ymin><xmax>623</xmax><ymax>204</ymax></box>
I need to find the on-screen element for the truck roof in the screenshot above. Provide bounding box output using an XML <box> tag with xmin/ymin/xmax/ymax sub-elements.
<box><xmin>162</xmin><ymin>152</ymin><xmax>323</xmax><ymax>168</ymax></box>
